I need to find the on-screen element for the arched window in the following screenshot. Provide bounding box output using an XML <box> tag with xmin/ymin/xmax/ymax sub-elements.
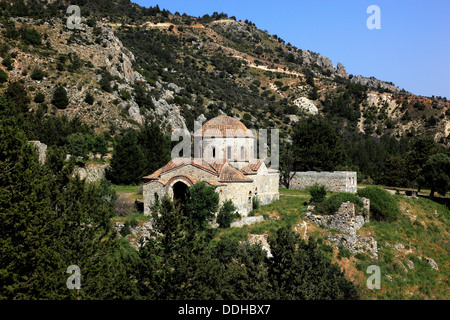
<box><xmin>241</xmin><ymin>146</ymin><xmax>245</xmax><ymax>160</ymax></box>
<box><xmin>212</xmin><ymin>146</ymin><xmax>216</xmax><ymax>158</ymax></box>
<box><xmin>227</xmin><ymin>146</ymin><xmax>232</xmax><ymax>160</ymax></box>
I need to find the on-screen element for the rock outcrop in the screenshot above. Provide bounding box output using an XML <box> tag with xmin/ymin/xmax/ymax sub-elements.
<box><xmin>29</xmin><ymin>141</ymin><xmax>47</xmax><ymax>164</ymax></box>
<box><xmin>293</xmin><ymin>97</ymin><xmax>319</xmax><ymax>115</ymax></box>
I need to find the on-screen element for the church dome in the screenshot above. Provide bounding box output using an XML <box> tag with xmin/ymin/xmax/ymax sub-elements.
<box><xmin>194</xmin><ymin>115</ymin><xmax>254</xmax><ymax>138</ymax></box>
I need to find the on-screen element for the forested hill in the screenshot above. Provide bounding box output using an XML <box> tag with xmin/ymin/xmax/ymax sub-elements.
<box><xmin>0</xmin><ymin>0</ymin><xmax>449</xmax><ymax>186</ymax></box>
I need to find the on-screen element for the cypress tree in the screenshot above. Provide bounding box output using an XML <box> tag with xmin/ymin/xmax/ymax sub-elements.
<box><xmin>107</xmin><ymin>129</ymin><xmax>146</xmax><ymax>185</ymax></box>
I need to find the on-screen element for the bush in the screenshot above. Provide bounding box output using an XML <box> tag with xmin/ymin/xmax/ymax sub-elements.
<box><xmin>316</xmin><ymin>192</ymin><xmax>364</xmax><ymax>216</ymax></box>
<box><xmin>34</xmin><ymin>92</ymin><xmax>45</xmax><ymax>103</ymax></box>
<box><xmin>84</xmin><ymin>92</ymin><xmax>94</xmax><ymax>105</ymax></box>
<box><xmin>30</xmin><ymin>68</ymin><xmax>45</xmax><ymax>81</ymax></box>
<box><xmin>357</xmin><ymin>187</ymin><xmax>400</xmax><ymax>222</ymax></box>
<box><xmin>0</xmin><ymin>69</ymin><xmax>8</xmax><ymax>83</ymax></box>
<box><xmin>120</xmin><ymin>221</ymin><xmax>132</xmax><ymax>237</ymax></box>
<box><xmin>217</xmin><ymin>200</ymin><xmax>240</xmax><ymax>228</ymax></box>
<box><xmin>308</xmin><ymin>183</ymin><xmax>327</xmax><ymax>203</ymax></box>
<box><xmin>52</xmin><ymin>86</ymin><xmax>69</xmax><ymax>109</ymax></box>
<box><xmin>252</xmin><ymin>196</ymin><xmax>260</xmax><ymax>210</ymax></box>
<box><xmin>184</xmin><ymin>182</ymin><xmax>219</xmax><ymax>229</ymax></box>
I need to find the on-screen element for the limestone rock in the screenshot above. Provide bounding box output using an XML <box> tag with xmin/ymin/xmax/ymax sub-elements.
<box><xmin>152</xmin><ymin>97</ymin><xmax>187</xmax><ymax>131</ymax></box>
<box><xmin>73</xmin><ymin>164</ymin><xmax>109</xmax><ymax>183</ymax></box>
<box><xmin>119</xmin><ymin>100</ymin><xmax>144</xmax><ymax>125</ymax></box>
<box><xmin>336</xmin><ymin>62</ymin><xmax>347</xmax><ymax>78</ymax></box>
<box><xmin>29</xmin><ymin>140</ymin><xmax>47</xmax><ymax>164</ymax></box>
<box><xmin>425</xmin><ymin>257</ymin><xmax>439</xmax><ymax>270</ymax></box>
<box><xmin>293</xmin><ymin>97</ymin><xmax>319</xmax><ymax>115</ymax></box>
<box><xmin>246</xmin><ymin>234</ymin><xmax>272</xmax><ymax>258</ymax></box>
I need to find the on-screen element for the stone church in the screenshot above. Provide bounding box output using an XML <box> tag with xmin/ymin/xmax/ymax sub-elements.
<box><xmin>143</xmin><ymin>115</ymin><xmax>279</xmax><ymax>216</ymax></box>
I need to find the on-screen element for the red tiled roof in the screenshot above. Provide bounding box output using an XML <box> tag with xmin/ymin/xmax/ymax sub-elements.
<box><xmin>219</xmin><ymin>163</ymin><xmax>253</xmax><ymax>183</ymax></box>
<box><xmin>194</xmin><ymin>115</ymin><xmax>254</xmax><ymax>138</ymax></box>
<box><xmin>143</xmin><ymin>158</ymin><xmax>217</xmax><ymax>180</ymax></box>
<box><xmin>240</xmin><ymin>160</ymin><xmax>264</xmax><ymax>175</ymax></box>
<box><xmin>143</xmin><ymin>158</ymin><xmax>253</xmax><ymax>184</ymax></box>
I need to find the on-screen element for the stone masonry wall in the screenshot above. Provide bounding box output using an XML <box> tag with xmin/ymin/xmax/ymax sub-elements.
<box><xmin>307</xmin><ymin>198</ymin><xmax>378</xmax><ymax>259</ymax></box>
<box><xmin>290</xmin><ymin>171</ymin><xmax>357</xmax><ymax>193</ymax></box>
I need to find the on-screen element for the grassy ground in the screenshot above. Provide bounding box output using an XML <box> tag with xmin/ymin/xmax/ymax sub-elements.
<box><xmin>213</xmin><ymin>191</ymin><xmax>449</xmax><ymax>300</ymax></box>
<box><xmin>112</xmin><ymin>184</ymin><xmax>449</xmax><ymax>299</ymax></box>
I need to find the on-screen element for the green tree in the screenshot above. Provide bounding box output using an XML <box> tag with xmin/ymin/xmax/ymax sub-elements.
<box><xmin>52</xmin><ymin>86</ymin><xmax>69</xmax><ymax>109</ymax></box>
<box><xmin>84</xmin><ymin>92</ymin><xmax>94</xmax><ymax>105</ymax></box>
<box><xmin>357</xmin><ymin>187</ymin><xmax>400</xmax><ymax>222</ymax></box>
<box><xmin>217</xmin><ymin>200</ymin><xmax>240</xmax><ymax>228</ymax></box>
<box><xmin>268</xmin><ymin>227</ymin><xmax>358</xmax><ymax>299</ymax></box>
<box><xmin>139</xmin><ymin>121</ymin><xmax>171</xmax><ymax>176</ymax></box>
<box><xmin>0</xmin><ymin>69</ymin><xmax>8</xmax><ymax>83</ymax></box>
<box><xmin>6</xmin><ymin>81</ymin><xmax>30</xmax><ymax>112</ymax></box>
<box><xmin>377</xmin><ymin>156</ymin><xmax>412</xmax><ymax>188</ymax></box>
<box><xmin>417</xmin><ymin>153</ymin><xmax>450</xmax><ymax>197</ymax></box>
<box><xmin>30</xmin><ymin>68</ymin><xmax>45</xmax><ymax>81</ymax></box>
<box><xmin>291</xmin><ymin>116</ymin><xmax>346</xmax><ymax>171</ymax></box>
<box><xmin>0</xmin><ymin>125</ymin><xmax>60</xmax><ymax>299</ymax></box>
<box><xmin>308</xmin><ymin>183</ymin><xmax>327</xmax><ymax>203</ymax></box>
<box><xmin>107</xmin><ymin>129</ymin><xmax>146</xmax><ymax>185</ymax></box>
<box><xmin>183</xmin><ymin>181</ymin><xmax>219</xmax><ymax>229</ymax></box>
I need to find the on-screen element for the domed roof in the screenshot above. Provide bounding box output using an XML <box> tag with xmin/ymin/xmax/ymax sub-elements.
<box><xmin>194</xmin><ymin>115</ymin><xmax>254</xmax><ymax>138</ymax></box>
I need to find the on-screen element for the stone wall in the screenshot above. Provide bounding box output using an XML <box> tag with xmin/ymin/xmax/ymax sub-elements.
<box><xmin>306</xmin><ymin>198</ymin><xmax>378</xmax><ymax>259</ymax></box>
<box><xmin>143</xmin><ymin>181</ymin><xmax>166</xmax><ymax>215</ymax></box>
<box><xmin>289</xmin><ymin>171</ymin><xmax>357</xmax><ymax>193</ymax></box>
<box><xmin>307</xmin><ymin>202</ymin><xmax>367</xmax><ymax>236</ymax></box>
<box><xmin>73</xmin><ymin>164</ymin><xmax>109</xmax><ymax>183</ymax></box>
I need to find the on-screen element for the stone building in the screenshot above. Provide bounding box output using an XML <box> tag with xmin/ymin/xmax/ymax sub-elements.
<box><xmin>143</xmin><ymin>115</ymin><xmax>279</xmax><ymax>216</ymax></box>
<box><xmin>289</xmin><ymin>171</ymin><xmax>357</xmax><ymax>193</ymax></box>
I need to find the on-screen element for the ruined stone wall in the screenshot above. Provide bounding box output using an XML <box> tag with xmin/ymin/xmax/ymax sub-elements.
<box><xmin>73</xmin><ymin>164</ymin><xmax>109</xmax><ymax>183</ymax></box>
<box><xmin>290</xmin><ymin>171</ymin><xmax>357</xmax><ymax>193</ymax></box>
<box><xmin>143</xmin><ymin>181</ymin><xmax>165</xmax><ymax>215</ymax></box>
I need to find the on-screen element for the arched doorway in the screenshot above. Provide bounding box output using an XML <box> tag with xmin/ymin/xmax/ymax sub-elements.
<box><xmin>173</xmin><ymin>181</ymin><xmax>189</xmax><ymax>209</ymax></box>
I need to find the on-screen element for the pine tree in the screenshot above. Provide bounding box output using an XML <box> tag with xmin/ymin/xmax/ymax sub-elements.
<box><xmin>139</xmin><ymin>121</ymin><xmax>171</xmax><ymax>176</ymax></box>
<box><xmin>107</xmin><ymin>129</ymin><xmax>146</xmax><ymax>185</ymax></box>
<box><xmin>52</xmin><ymin>86</ymin><xmax>69</xmax><ymax>109</ymax></box>
<box><xmin>0</xmin><ymin>125</ymin><xmax>61</xmax><ymax>299</ymax></box>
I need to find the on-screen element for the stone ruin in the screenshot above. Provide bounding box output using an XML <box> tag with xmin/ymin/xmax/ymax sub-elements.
<box><xmin>306</xmin><ymin>198</ymin><xmax>378</xmax><ymax>259</ymax></box>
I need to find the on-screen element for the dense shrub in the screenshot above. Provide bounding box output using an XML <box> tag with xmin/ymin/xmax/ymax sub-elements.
<box><xmin>357</xmin><ymin>187</ymin><xmax>400</xmax><ymax>222</ymax></box>
<box><xmin>30</xmin><ymin>68</ymin><xmax>45</xmax><ymax>81</ymax></box>
<box><xmin>52</xmin><ymin>86</ymin><xmax>69</xmax><ymax>109</ymax></box>
<box><xmin>308</xmin><ymin>183</ymin><xmax>327</xmax><ymax>203</ymax></box>
<box><xmin>217</xmin><ymin>200</ymin><xmax>240</xmax><ymax>228</ymax></box>
<box><xmin>183</xmin><ymin>182</ymin><xmax>219</xmax><ymax>229</ymax></box>
<box><xmin>34</xmin><ymin>92</ymin><xmax>45</xmax><ymax>103</ymax></box>
<box><xmin>84</xmin><ymin>92</ymin><xmax>94</xmax><ymax>105</ymax></box>
<box><xmin>0</xmin><ymin>69</ymin><xmax>8</xmax><ymax>83</ymax></box>
<box><xmin>316</xmin><ymin>193</ymin><xmax>364</xmax><ymax>216</ymax></box>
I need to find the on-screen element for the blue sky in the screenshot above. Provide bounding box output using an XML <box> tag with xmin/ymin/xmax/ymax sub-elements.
<box><xmin>132</xmin><ymin>0</ymin><xmax>450</xmax><ymax>98</ymax></box>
